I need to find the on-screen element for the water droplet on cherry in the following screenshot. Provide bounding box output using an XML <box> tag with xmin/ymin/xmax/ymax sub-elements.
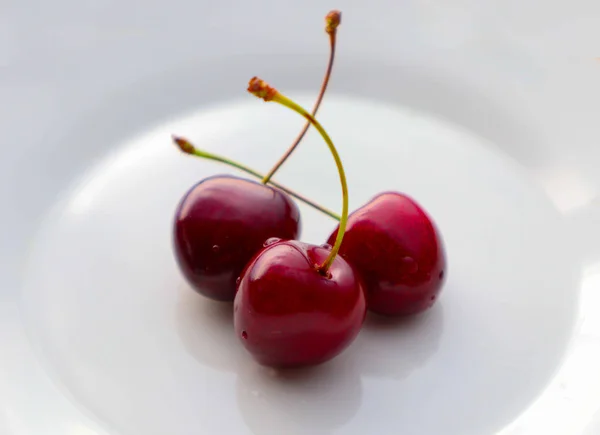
<box><xmin>321</xmin><ymin>243</ymin><xmax>333</xmax><ymax>250</ymax></box>
<box><xmin>241</xmin><ymin>331</ymin><xmax>248</xmax><ymax>340</ymax></box>
<box><xmin>236</xmin><ymin>277</ymin><xmax>241</xmax><ymax>286</ymax></box>
<box><xmin>212</xmin><ymin>244</ymin><xmax>220</xmax><ymax>253</ymax></box>
<box><xmin>263</xmin><ymin>237</ymin><xmax>281</xmax><ymax>247</ymax></box>
<box><xmin>401</xmin><ymin>256</ymin><xmax>419</xmax><ymax>274</ymax></box>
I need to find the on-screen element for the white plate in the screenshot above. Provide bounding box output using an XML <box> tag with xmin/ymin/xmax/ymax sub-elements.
<box><xmin>2</xmin><ymin>1</ymin><xmax>600</xmax><ymax>434</ymax></box>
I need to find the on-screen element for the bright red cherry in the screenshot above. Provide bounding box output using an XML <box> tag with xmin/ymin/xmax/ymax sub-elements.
<box><xmin>233</xmin><ymin>240</ymin><xmax>366</xmax><ymax>368</ymax></box>
<box><xmin>328</xmin><ymin>192</ymin><xmax>446</xmax><ymax>316</ymax></box>
<box><xmin>173</xmin><ymin>175</ymin><xmax>300</xmax><ymax>301</ymax></box>
<box><xmin>236</xmin><ymin>77</ymin><xmax>365</xmax><ymax>368</ymax></box>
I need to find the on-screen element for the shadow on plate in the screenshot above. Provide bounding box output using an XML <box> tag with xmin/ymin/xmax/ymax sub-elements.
<box><xmin>175</xmin><ymin>284</ymin><xmax>245</xmax><ymax>373</ymax></box>
<box><xmin>236</xmin><ymin>355</ymin><xmax>363</xmax><ymax>435</ymax></box>
<box><xmin>350</xmin><ymin>304</ymin><xmax>445</xmax><ymax>380</ymax></box>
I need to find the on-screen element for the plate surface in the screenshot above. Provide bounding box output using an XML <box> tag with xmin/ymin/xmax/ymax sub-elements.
<box><xmin>2</xmin><ymin>1</ymin><xmax>600</xmax><ymax>434</ymax></box>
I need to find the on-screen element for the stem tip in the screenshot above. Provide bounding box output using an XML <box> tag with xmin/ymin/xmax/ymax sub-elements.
<box><xmin>325</xmin><ymin>10</ymin><xmax>342</xmax><ymax>34</ymax></box>
<box><xmin>172</xmin><ymin>135</ymin><xmax>195</xmax><ymax>154</ymax></box>
<box><xmin>248</xmin><ymin>77</ymin><xmax>278</xmax><ymax>102</ymax></box>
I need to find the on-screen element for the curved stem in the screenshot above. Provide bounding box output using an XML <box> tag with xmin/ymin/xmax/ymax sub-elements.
<box><xmin>172</xmin><ymin>136</ymin><xmax>341</xmax><ymax>221</ymax></box>
<box><xmin>261</xmin><ymin>12</ymin><xmax>340</xmax><ymax>184</ymax></box>
<box><xmin>247</xmin><ymin>77</ymin><xmax>348</xmax><ymax>274</ymax></box>
<box><xmin>275</xmin><ymin>97</ymin><xmax>347</xmax><ymax>273</ymax></box>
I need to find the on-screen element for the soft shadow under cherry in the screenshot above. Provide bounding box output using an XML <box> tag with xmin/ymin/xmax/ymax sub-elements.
<box><xmin>351</xmin><ymin>303</ymin><xmax>445</xmax><ymax>380</ymax></box>
<box><xmin>175</xmin><ymin>284</ymin><xmax>244</xmax><ymax>373</ymax></box>
<box><xmin>236</xmin><ymin>354</ymin><xmax>362</xmax><ymax>435</ymax></box>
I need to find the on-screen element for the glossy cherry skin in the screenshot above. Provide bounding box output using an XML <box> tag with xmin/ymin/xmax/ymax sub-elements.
<box><xmin>234</xmin><ymin>240</ymin><xmax>366</xmax><ymax>368</ymax></box>
<box><xmin>174</xmin><ymin>175</ymin><xmax>300</xmax><ymax>301</ymax></box>
<box><xmin>327</xmin><ymin>192</ymin><xmax>446</xmax><ymax>316</ymax></box>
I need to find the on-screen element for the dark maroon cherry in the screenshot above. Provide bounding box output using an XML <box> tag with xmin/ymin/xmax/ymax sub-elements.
<box><xmin>234</xmin><ymin>240</ymin><xmax>366</xmax><ymax>368</ymax></box>
<box><xmin>174</xmin><ymin>175</ymin><xmax>300</xmax><ymax>301</ymax></box>
<box><xmin>327</xmin><ymin>192</ymin><xmax>446</xmax><ymax>316</ymax></box>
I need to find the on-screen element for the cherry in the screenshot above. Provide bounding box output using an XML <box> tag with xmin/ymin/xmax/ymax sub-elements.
<box><xmin>327</xmin><ymin>192</ymin><xmax>446</xmax><ymax>316</ymax></box>
<box><xmin>234</xmin><ymin>77</ymin><xmax>365</xmax><ymax>368</ymax></box>
<box><xmin>173</xmin><ymin>174</ymin><xmax>300</xmax><ymax>301</ymax></box>
<box><xmin>234</xmin><ymin>240</ymin><xmax>366</xmax><ymax>368</ymax></box>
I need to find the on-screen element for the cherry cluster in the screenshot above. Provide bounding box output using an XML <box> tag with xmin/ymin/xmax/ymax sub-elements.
<box><xmin>172</xmin><ymin>11</ymin><xmax>446</xmax><ymax>369</ymax></box>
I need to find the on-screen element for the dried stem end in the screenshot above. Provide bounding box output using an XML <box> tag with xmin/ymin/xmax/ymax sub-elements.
<box><xmin>325</xmin><ymin>10</ymin><xmax>342</xmax><ymax>34</ymax></box>
<box><xmin>172</xmin><ymin>135</ymin><xmax>195</xmax><ymax>154</ymax></box>
<box><xmin>247</xmin><ymin>77</ymin><xmax>278</xmax><ymax>102</ymax></box>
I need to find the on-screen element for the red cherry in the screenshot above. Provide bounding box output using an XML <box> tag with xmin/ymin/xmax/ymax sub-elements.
<box><xmin>234</xmin><ymin>240</ymin><xmax>366</xmax><ymax>368</ymax></box>
<box><xmin>173</xmin><ymin>175</ymin><xmax>300</xmax><ymax>301</ymax></box>
<box><xmin>327</xmin><ymin>192</ymin><xmax>446</xmax><ymax>316</ymax></box>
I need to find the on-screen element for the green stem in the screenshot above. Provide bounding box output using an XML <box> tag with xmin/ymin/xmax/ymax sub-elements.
<box><xmin>172</xmin><ymin>136</ymin><xmax>341</xmax><ymax>221</ymax></box>
<box><xmin>269</xmin><ymin>93</ymin><xmax>348</xmax><ymax>274</ymax></box>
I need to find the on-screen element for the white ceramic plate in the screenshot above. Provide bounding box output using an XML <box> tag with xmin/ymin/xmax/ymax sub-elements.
<box><xmin>2</xmin><ymin>1</ymin><xmax>600</xmax><ymax>434</ymax></box>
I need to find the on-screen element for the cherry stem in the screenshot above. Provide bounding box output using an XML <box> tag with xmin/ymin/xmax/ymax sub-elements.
<box><xmin>248</xmin><ymin>77</ymin><xmax>348</xmax><ymax>274</ymax></box>
<box><xmin>260</xmin><ymin>10</ymin><xmax>341</xmax><ymax>185</ymax></box>
<box><xmin>172</xmin><ymin>135</ymin><xmax>341</xmax><ymax>221</ymax></box>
